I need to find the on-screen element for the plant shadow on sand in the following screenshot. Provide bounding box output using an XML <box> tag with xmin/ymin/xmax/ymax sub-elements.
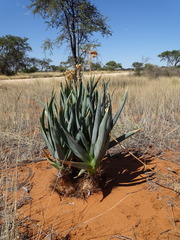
<box><xmin>51</xmin><ymin>150</ymin><xmax>154</xmax><ymax>201</ymax></box>
<box><xmin>99</xmin><ymin>151</ymin><xmax>154</xmax><ymax>200</ymax></box>
<box><xmin>51</xmin><ymin>150</ymin><xmax>154</xmax><ymax>200</ymax></box>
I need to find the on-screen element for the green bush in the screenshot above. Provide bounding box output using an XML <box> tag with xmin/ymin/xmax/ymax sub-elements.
<box><xmin>21</xmin><ymin>66</ymin><xmax>38</xmax><ymax>73</ymax></box>
<box><xmin>40</xmin><ymin>77</ymin><xmax>139</xmax><ymax>178</ymax></box>
<box><xmin>143</xmin><ymin>65</ymin><xmax>180</xmax><ymax>78</ymax></box>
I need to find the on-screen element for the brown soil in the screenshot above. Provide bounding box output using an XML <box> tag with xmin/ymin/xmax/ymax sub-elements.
<box><xmin>16</xmin><ymin>150</ymin><xmax>180</xmax><ymax>240</ymax></box>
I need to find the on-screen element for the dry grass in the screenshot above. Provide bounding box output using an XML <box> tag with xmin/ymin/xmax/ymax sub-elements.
<box><xmin>0</xmin><ymin>73</ymin><xmax>179</xmax><ymax>239</ymax></box>
<box><xmin>0</xmin><ymin>71</ymin><xmax>64</xmax><ymax>80</ymax></box>
<box><xmin>108</xmin><ymin>76</ymin><xmax>180</xmax><ymax>151</ymax></box>
<box><xmin>0</xmin><ymin>71</ymin><xmax>131</xmax><ymax>81</ymax></box>
<box><xmin>0</xmin><ymin>74</ymin><xmax>179</xmax><ymax>161</ymax></box>
<box><xmin>1</xmin><ymin>74</ymin><xmax>179</xmax><ymax>161</ymax></box>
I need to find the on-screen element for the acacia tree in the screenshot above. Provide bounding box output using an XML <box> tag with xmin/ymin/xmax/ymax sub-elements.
<box><xmin>0</xmin><ymin>35</ymin><xmax>32</xmax><ymax>75</ymax></box>
<box><xmin>24</xmin><ymin>57</ymin><xmax>53</xmax><ymax>72</ymax></box>
<box><xmin>29</xmin><ymin>0</ymin><xmax>112</xmax><ymax>70</ymax></box>
<box><xmin>158</xmin><ymin>50</ymin><xmax>180</xmax><ymax>66</ymax></box>
<box><xmin>132</xmin><ymin>62</ymin><xmax>143</xmax><ymax>76</ymax></box>
<box><xmin>104</xmin><ymin>61</ymin><xmax>122</xmax><ymax>71</ymax></box>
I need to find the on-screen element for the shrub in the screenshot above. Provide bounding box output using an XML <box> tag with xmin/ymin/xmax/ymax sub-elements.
<box><xmin>132</xmin><ymin>62</ymin><xmax>143</xmax><ymax>76</ymax></box>
<box><xmin>143</xmin><ymin>64</ymin><xmax>180</xmax><ymax>78</ymax></box>
<box><xmin>143</xmin><ymin>64</ymin><xmax>160</xmax><ymax>78</ymax></box>
<box><xmin>21</xmin><ymin>66</ymin><xmax>38</xmax><ymax>73</ymax></box>
<box><xmin>39</xmin><ymin>76</ymin><xmax>139</xmax><ymax>196</ymax></box>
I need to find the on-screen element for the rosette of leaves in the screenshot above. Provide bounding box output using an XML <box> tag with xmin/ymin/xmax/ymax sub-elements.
<box><xmin>40</xmin><ymin>77</ymin><xmax>139</xmax><ymax>177</ymax></box>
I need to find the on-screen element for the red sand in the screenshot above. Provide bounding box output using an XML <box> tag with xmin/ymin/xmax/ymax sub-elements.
<box><xmin>17</xmin><ymin>152</ymin><xmax>180</xmax><ymax>240</ymax></box>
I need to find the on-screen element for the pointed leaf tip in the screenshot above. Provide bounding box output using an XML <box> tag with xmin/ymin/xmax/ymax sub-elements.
<box><xmin>112</xmin><ymin>91</ymin><xmax>128</xmax><ymax>127</ymax></box>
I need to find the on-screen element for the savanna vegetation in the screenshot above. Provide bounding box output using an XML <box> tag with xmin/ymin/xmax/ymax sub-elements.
<box><xmin>0</xmin><ymin>0</ymin><xmax>180</xmax><ymax>239</ymax></box>
<box><xmin>0</xmin><ymin>72</ymin><xmax>179</xmax><ymax>238</ymax></box>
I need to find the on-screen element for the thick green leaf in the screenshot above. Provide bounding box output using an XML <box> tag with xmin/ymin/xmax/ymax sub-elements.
<box><xmin>44</xmin><ymin>151</ymin><xmax>61</xmax><ymax>170</ymax></box>
<box><xmin>58</xmin><ymin>159</ymin><xmax>92</xmax><ymax>171</ymax></box>
<box><xmin>51</xmin><ymin>120</ymin><xmax>65</xmax><ymax>159</ymax></box>
<box><xmin>81</xmin><ymin>89</ymin><xmax>87</xmax><ymax>118</ymax></box>
<box><xmin>78</xmin><ymin>129</ymin><xmax>90</xmax><ymax>152</ymax></box>
<box><xmin>67</xmin><ymin>106</ymin><xmax>75</xmax><ymax>132</ymax></box>
<box><xmin>90</xmin><ymin>94</ymin><xmax>102</xmax><ymax>154</ymax></box>
<box><xmin>108</xmin><ymin>129</ymin><xmax>141</xmax><ymax>149</ymax></box>
<box><xmin>97</xmin><ymin>137</ymin><xmax>110</xmax><ymax>163</ymax></box>
<box><xmin>62</xmin><ymin>128</ymin><xmax>91</xmax><ymax>163</ymax></box>
<box><xmin>48</xmin><ymin>159</ymin><xmax>61</xmax><ymax>170</ymax></box>
<box><xmin>93</xmin><ymin>107</ymin><xmax>111</xmax><ymax>160</ymax></box>
<box><xmin>40</xmin><ymin>109</ymin><xmax>55</xmax><ymax>156</ymax></box>
<box><xmin>112</xmin><ymin>90</ymin><xmax>128</xmax><ymax>127</ymax></box>
<box><xmin>74</xmin><ymin>101</ymin><xmax>90</xmax><ymax>151</ymax></box>
<box><xmin>91</xmin><ymin>77</ymin><xmax>100</xmax><ymax>94</ymax></box>
<box><xmin>105</xmin><ymin>101</ymin><xmax>112</xmax><ymax>132</ymax></box>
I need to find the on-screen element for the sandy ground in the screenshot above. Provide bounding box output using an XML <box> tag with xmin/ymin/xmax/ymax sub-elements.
<box><xmin>0</xmin><ymin>72</ymin><xmax>132</xmax><ymax>84</ymax></box>
<box><xmin>15</xmin><ymin>150</ymin><xmax>180</xmax><ymax>240</ymax></box>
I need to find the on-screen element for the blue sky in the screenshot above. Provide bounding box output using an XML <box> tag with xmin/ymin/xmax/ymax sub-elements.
<box><xmin>1</xmin><ymin>0</ymin><xmax>180</xmax><ymax>68</ymax></box>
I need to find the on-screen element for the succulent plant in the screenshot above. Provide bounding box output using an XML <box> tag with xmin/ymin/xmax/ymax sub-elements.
<box><xmin>40</xmin><ymin>77</ymin><xmax>139</xmax><ymax>176</ymax></box>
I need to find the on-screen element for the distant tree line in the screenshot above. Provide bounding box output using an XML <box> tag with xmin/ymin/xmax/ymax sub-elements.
<box><xmin>0</xmin><ymin>35</ymin><xmax>59</xmax><ymax>75</ymax></box>
<box><xmin>132</xmin><ymin>50</ymin><xmax>180</xmax><ymax>77</ymax></box>
<box><xmin>0</xmin><ymin>34</ymin><xmax>123</xmax><ymax>75</ymax></box>
<box><xmin>59</xmin><ymin>57</ymin><xmax>122</xmax><ymax>71</ymax></box>
<box><xmin>1</xmin><ymin>34</ymin><xmax>180</xmax><ymax>76</ymax></box>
